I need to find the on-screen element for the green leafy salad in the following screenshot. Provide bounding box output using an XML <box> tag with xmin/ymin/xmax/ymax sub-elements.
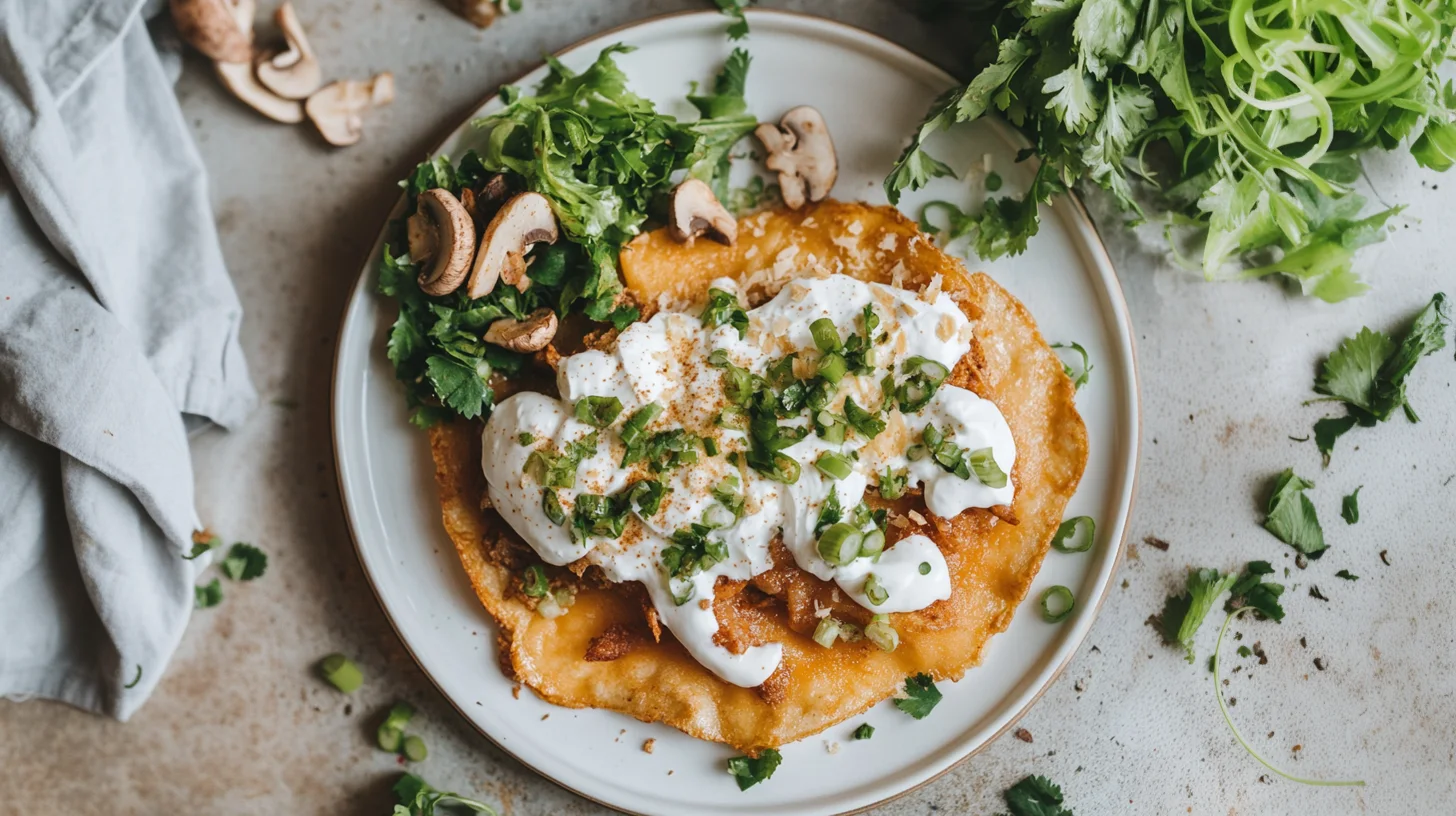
<box><xmin>888</xmin><ymin>0</ymin><xmax>1456</xmax><ymax>300</ymax></box>
<box><xmin>379</xmin><ymin>47</ymin><xmax>756</xmax><ymax>426</ymax></box>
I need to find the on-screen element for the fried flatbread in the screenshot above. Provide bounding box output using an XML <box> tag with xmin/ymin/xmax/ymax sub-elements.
<box><xmin>429</xmin><ymin>200</ymin><xmax>1087</xmax><ymax>752</ymax></box>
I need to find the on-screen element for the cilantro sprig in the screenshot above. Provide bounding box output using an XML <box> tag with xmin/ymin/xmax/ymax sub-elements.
<box><xmin>726</xmin><ymin>747</ymin><xmax>781</xmax><ymax>790</ymax></box>
<box><xmin>1311</xmin><ymin>293</ymin><xmax>1449</xmax><ymax>464</ymax></box>
<box><xmin>893</xmin><ymin>672</ymin><xmax>943</xmax><ymax>719</ymax></box>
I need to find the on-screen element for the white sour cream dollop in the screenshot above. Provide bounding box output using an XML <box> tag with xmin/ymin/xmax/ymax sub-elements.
<box><xmin>480</xmin><ymin>273</ymin><xmax>1015</xmax><ymax>687</ymax></box>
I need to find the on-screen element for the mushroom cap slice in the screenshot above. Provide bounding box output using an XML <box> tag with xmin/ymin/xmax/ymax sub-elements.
<box><xmin>171</xmin><ymin>0</ymin><xmax>254</xmax><ymax>63</ymax></box>
<box><xmin>255</xmin><ymin>1</ymin><xmax>321</xmax><ymax>100</ymax></box>
<box><xmin>416</xmin><ymin>189</ymin><xmax>476</xmax><ymax>296</ymax></box>
<box><xmin>215</xmin><ymin>60</ymin><xmax>303</xmax><ymax>123</ymax></box>
<box><xmin>483</xmin><ymin>308</ymin><xmax>558</xmax><ymax>353</ymax></box>
<box><xmin>468</xmin><ymin>192</ymin><xmax>560</xmax><ymax>299</ymax></box>
<box><xmin>305</xmin><ymin>74</ymin><xmax>395</xmax><ymax>147</ymax></box>
<box><xmin>667</xmin><ymin>178</ymin><xmax>736</xmax><ymax>246</ymax></box>
<box><xmin>754</xmin><ymin>106</ymin><xmax>838</xmax><ymax>210</ymax></box>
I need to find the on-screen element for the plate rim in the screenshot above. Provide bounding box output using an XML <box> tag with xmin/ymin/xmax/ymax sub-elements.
<box><xmin>329</xmin><ymin>8</ymin><xmax>1142</xmax><ymax>814</ymax></box>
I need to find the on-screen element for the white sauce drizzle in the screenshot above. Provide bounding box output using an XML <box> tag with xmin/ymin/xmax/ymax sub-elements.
<box><xmin>480</xmin><ymin>273</ymin><xmax>1015</xmax><ymax>687</ymax></box>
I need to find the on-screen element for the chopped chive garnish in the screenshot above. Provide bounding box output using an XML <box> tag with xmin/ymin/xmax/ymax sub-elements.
<box><xmin>401</xmin><ymin>735</ymin><xmax>428</xmax><ymax>762</ymax></box>
<box><xmin>815</xmin><ymin>452</ymin><xmax>854</xmax><ymax>480</ymax></box>
<box><xmin>852</xmin><ymin>723</ymin><xmax>875</xmax><ymax>740</ymax></box>
<box><xmin>124</xmin><ymin>664</ymin><xmax>143</xmax><ymax>689</ymax></box>
<box><xmin>704</xmin><ymin>436</ymin><xmax>719</xmax><ymax>456</ymax></box>
<box><xmin>1050</xmin><ymin>516</ymin><xmax>1095</xmax><ymax>553</ymax></box>
<box><xmin>521</xmin><ymin>565</ymin><xmax>550</xmax><ymax>598</ymax></box>
<box><xmin>619</xmin><ymin>403</ymin><xmax>662</xmax><ymax>447</ymax></box>
<box><xmin>319</xmin><ymin>653</ymin><xmax>364</xmax><ymax>693</ymax></box>
<box><xmin>843</xmin><ymin>396</ymin><xmax>885</xmax><ymax>439</ymax></box>
<box><xmin>879</xmin><ymin>468</ymin><xmax>908</xmax><ymax>500</ymax></box>
<box><xmin>810</xmin><ymin>318</ymin><xmax>841</xmax><ymax>352</ymax></box>
<box><xmin>1039</xmin><ymin>585</ymin><xmax>1074</xmax><ymax>623</ymax></box>
<box><xmin>812</xmin><ymin>616</ymin><xmax>841</xmax><ymax>648</ymax></box>
<box><xmin>377</xmin><ymin>702</ymin><xmax>415</xmax><ymax>752</ymax></box>
<box><xmin>860</xmin><ymin>529</ymin><xmax>886</xmax><ymax>559</ymax></box>
<box><xmin>817</xmin><ymin>523</ymin><xmax>863</xmax><ymax>566</ymax></box>
<box><xmin>865</xmin><ymin>614</ymin><xmax>899</xmax><ymax>652</ymax></box>
<box><xmin>816</xmin><ymin>352</ymin><xmax>848</xmax><ymax>383</ymax></box>
<box><xmin>717</xmin><ymin>405</ymin><xmax>750</xmax><ymax>430</ymax></box>
<box><xmin>541</xmin><ymin>490</ymin><xmax>566</xmax><ymax>525</ymax></box>
<box><xmin>574</xmin><ymin>395</ymin><xmax>624</xmax><ymax>428</ymax></box>
<box><xmin>864</xmin><ymin>573</ymin><xmax>889</xmax><ymax>606</ymax></box>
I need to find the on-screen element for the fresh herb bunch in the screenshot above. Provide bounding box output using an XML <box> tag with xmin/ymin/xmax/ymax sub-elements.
<box><xmin>379</xmin><ymin>47</ymin><xmax>755</xmax><ymax>426</ymax></box>
<box><xmin>889</xmin><ymin>0</ymin><xmax>1456</xmax><ymax>300</ymax></box>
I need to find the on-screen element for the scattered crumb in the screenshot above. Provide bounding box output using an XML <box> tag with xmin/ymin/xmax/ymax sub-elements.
<box><xmin>1014</xmin><ymin>728</ymin><xmax>1034</xmax><ymax>743</ymax></box>
<box><xmin>1379</xmin><ymin>550</ymin><xmax>1390</xmax><ymax>565</ymax></box>
<box><xmin>541</xmin><ymin>714</ymin><xmax>549</xmax><ymax>721</ymax></box>
<box><xmin>1299</xmin><ymin>637</ymin><xmax>1307</xmax><ymax>649</ymax></box>
<box><xmin>907</xmin><ymin>509</ymin><xmax>927</xmax><ymax>526</ymax></box>
<box><xmin>512</xmin><ymin>685</ymin><xmax>521</xmax><ymax>700</ymax></box>
<box><xmin>642</xmin><ymin>738</ymin><xmax>656</xmax><ymax>754</ymax></box>
<box><xmin>1295</xmin><ymin>554</ymin><xmax>1308</xmax><ymax>570</ymax></box>
<box><xmin>1292</xmin><ymin>744</ymin><xmax>1303</xmax><ymax>753</ymax></box>
<box><xmin>1314</xmin><ymin>657</ymin><xmax>1326</xmax><ymax>671</ymax></box>
<box><xmin>698</xmin><ymin>599</ymin><xmax>711</xmax><ymax>611</ymax></box>
<box><xmin>1073</xmin><ymin>677</ymin><xmax>1087</xmax><ymax>693</ymax></box>
<box><xmin>668</xmin><ymin>770</ymin><xmax>674</xmax><ymax>776</ymax></box>
<box><xmin>1229</xmin><ymin>698</ymin><xmax>1237</xmax><ymax>706</ymax></box>
<box><xmin>1143</xmin><ymin>535</ymin><xmax>1170</xmax><ymax>551</ymax></box>
<box><xmin>824</xmin><ymin>740</ymin><xmax>840</xmax><ymax>754</ymax></box>
<box><xmin>1309</xmin><ymin>586</ymin><xmax>1328</xmax><ymax>602</ymax></box>
<box><xmin>1252</xmin><ymin>642</ymin><xmax>1268</xmax><ymax>665</ymax></box>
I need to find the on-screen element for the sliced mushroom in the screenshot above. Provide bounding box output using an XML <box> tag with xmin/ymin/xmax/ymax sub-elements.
<box><xmin>468</xmin><ymin>192</ymin><xmax>559</xmax><ymax>298</ymax></box>
<box><xmin>754</xmin><ymin>106</ymin><xmax>838</xmax><ymax>210</ymax></box>
<box><xmin>171</xmin><ymin>0</ymin><xmax>255</xmax><ymax>63</ymax></box>
<box><xmin>305</xmin><ymin>74</ymin><xmax>395</xmax><ymax>147</ymax></box>
<box><xmin>413</xmin><ymin>189</ymin><xmax>476</xmax><ymax>296</ymax></box>
<box><xmin>443</xmin><ymin>0</ymin><xmax>500</xmax><ymax>27</ymax></box>
<box><xmin>484</xmin><ymin>308</ymin><xmax>558</xmax><ymax>353</ymax></box>
<box><xmin>255</xmin><ymin>2</ymin><xmax>321</xmax><ymax>100</ymax></box>
<box><xmin>215</xmin><ymin>60</ymin><xmax>303</xmax><ymax>123</ymax></box>
<box><xmin>667</xmin><ymin>178</ymin><xmax>736</xmax><ymax>246</ymax></box>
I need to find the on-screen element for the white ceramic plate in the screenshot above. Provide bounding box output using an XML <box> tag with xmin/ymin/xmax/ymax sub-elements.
<box><xmin>333</xmin><ymin>10</ymin><xmax>1138</xmax><ymax>814</ymax></box>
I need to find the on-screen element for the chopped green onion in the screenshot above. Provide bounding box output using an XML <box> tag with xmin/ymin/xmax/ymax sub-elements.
<box><xmin>541</xmin><ymin>490</ymin><xmax>566</xmax><ymax>525</ymax></box>
<box><xmin>852</xmin><ymin>723</ymin><xmax>875</xmax><ymax>740</ymax></box>
<box><xmin>377</xmin><ymin>702</ymin><xmax>415</xmax><ymax>752</ymax></box>
<box><xmin>766</xmin><ymin>452</ymin><xmax>801</xmax><ymax>484</ymax></box>
<box><xmin>922</xmin><ymin>425</ymin><xmax>943</xmax><ymax>448</ymax></box>
<box><xmin>521</xmin><ymin>565</ymin><xmax>550</xmax><ymax>598</ymax></box>
<box><xmin>319</xmin><ymin>653</ymin><xmax>363</xmax><ymax>693</ymax></box>
<box><xmin>817</xmin><ymin>523</ymin><xmax>863</xmax><ymax>566</ymax></box>
<box><xmin>864</xmin><ymin>574</ymin><xmax>889</xmax><ymax>606</ymax></box>
<box><xmin>1050</xmin><ymin>516</ymin><xmax>1095</xmax><ymax>554</ymax></box>
<box><xmin>904</xmin><ymin>356</ymin><xmax>950</xmax><ymax>385</ymax></box>
<box><xmin>812</xmin><ymin>616</ymin><xmax>841</xmax><ymax>648</ymax></box>
<box><xmin>1051</xmin><ymin>342</ymin><xmax>1093</xmax><ymax>390</ymax></box>
<box><xmin>516</xmin><ymin>432</ymin><xmax>536</xmax><ymax>446</ymax></box>
<box><xmin>985</xmin><ymin>171</ymin><xmax>1002</xmax><ymax>192</ymax></box>
<box><xmin>905</xmin><ymin>444</ymin><xmax>928</xmax><ymax>461</ymax></box>
<box><xmin>859</xmin><ymin>529</ymin><xmax>886</xmax><ymax>559</ymax></box>
<box><xmin>843</xmin><ymin>397</ymin><xmax>886</xmax><ymax>439</ymax></box>
<box><xmin>816</xmin><ymin>352</ymin><xmax>848</xmax><ymax>383</ymax></box>
<box><xmin>815</xmin><ymin>452</ymin><xmax>854</xmax><ymax>480</ymax></box>
<box><xmin>865</xmin><ymin>614</ymin><xmax>899</xmax><ymax>652</ymax></box>
<box><xmin>401</xmin><ymin>735</ymin><xmax>428</xmax><ymax>762</ymax></box>
<box><xmin>878</xmin><ymin>468</ymin><xmax>908</xmax><ymax>500</ymax></box>
<box><xmin>810</xmin><ymin>318</ymin><xmax>841</xmax><ymax>352</ymax></box>
<box><xmin>1039</xmin><ymin>585</ymin><xmax>1074</xmax><ymax>623</ymax></box>
<box><xmin>574</xmin><ymin>395</ymin><xmax>624</xmax><ymax>428</ymax></box>
<box><xmin>702</xmin><ymin>503</ymin><xmax>737</xmax><ymax>530</ymax></box>
<box><xmin>703</xmin><ymin>436</ymin><xmax>719</xmax><ymax>457</ymax></box>
<box><xmin>717</xmin><ymin>405</ymin><xmax>750</xmax><ymax>430</ymax></box>
<box><xmin>968</xmin><ymin>447</ymin><xmax>1008</xmax><ymax>488</ymax></box>
<box><xmin>619</xmin><ymin>403</ymin><xmax>662</xmax><ymax>447</ymax></box>
<box><xmin>918</xmin><ymin>561</ymin><xmax>931</xmax><ymax>575</ymax></box>
<box><xmin>537</xmin><ymin>587</ymin><xmax>574</xmax><ymax>619</ymax></box>
<box><xmin>814</xmin><ymin>410</ymin><xmax>847</xmax><ymax>443</ymax></box>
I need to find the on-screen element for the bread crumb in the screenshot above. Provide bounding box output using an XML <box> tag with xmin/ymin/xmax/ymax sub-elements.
<box><xmin>642</xmin><ymin>738</ymin><xmax>656</xmax><ymax>754</ymax></box>
<box><xmin>907</xmin><ymin>509</ymin><xmax>927</xmax><ymax>526</ymax></box>
<box><xmin>824</xmin><ymin>740</ymin><xmax>840</xmax><ymax>754</ymax></box>
<box><xmin>511</xmin><ymin>685</ymin><xmax>521</xmax><ymax>699</ymax></box>
<box><xmin>541</xmin><ymin>714</ymin><xmax>550</xmax><ymax>721</ymax></box>
<box><xmin>890</xmin><ymin>514</ymin><xmax>910</xmax><ymax>529</ymax></box>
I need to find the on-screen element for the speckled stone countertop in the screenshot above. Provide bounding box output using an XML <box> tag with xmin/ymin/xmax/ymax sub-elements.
<box><xmin>2</xmin><ymin>1</ymin><xmax>1453</xmax><ymax>813</ymax></box>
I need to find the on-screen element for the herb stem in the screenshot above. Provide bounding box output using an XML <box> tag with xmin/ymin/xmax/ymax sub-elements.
<box><xmin>1213</xmin><ymin>607</ymin><xmax>1365</xmax><ymax>787</ymax></box>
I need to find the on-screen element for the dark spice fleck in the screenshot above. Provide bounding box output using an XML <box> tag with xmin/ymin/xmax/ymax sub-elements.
<box><xmin>1143</xmin><ymin>535</ymin><xmax>1170</xmax><ymax>551</ymax></box>
<box><xmin>1309</xmin><ymin>586</ymin><xmax>1329</xmax><ymax>602</ymax></box>
<box><xmin>1229</xmin><ymin>697</ymin><xmax>1237</xmax><ymax>706</ymax></box>
<box><xmin>1074</xmin><ymin>677</ymin><xmax>1087</xmax><ymax>693</ymax></box>
<box><xmin>1314</xmin><ymin>657</ymin><xmax>1326</xmax><ymax>671</ymax></box>
<box><xmin>1014</xmin><ymin>728</ymin><xmax>1034</xmax><ymax>743</ymax></box>
<box><xmin>1379</xmin><ymin>550</ymin><xmax>1390</xmax><ymax>566</ymax></box>
<box><xmin>1299</xmin><ymin>637</ymin><xmax>1307</xmax><ymax>648</ymax></box>
<box><xmin>1252</xmin><ymin>642</ymin><xmax>1268</xmax><ymax>665</ymax></box>
<box><xmin>1295</xmin><ymin>554</ymin><xmax>1308</xmax><ymax>570</ymax></box>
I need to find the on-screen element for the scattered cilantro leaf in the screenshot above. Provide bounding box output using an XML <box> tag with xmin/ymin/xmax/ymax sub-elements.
<box><xmin>1336</xmin><ymin>569</ymin><xmax>1359</xmax><ymax>581</ymax></box>
<box><xmin>893</xmin><ymin>672</ymin><xmax>943</xmax><ymax>719</ymax></box>
<box><xmin>1263</xmin><ymin>469</ymin><xmax>1326</xmax><ymax>557</ymax></box>
<box><xmin>392</xmin><ymin>773</ymin><xmax>497</xmax><ymax>815</ymax></box>
<box><xmin>726</xmin><ymin>748</ymin><xmax>782</xmax><ymax>790</ymax></box>
<box><xmin>221</xmin><ymin>543</ymin><xmax>268</xmax><ymax>581</ymax></box>
<box><xmin>852</xmin><ymin>723</ymin><xmax>874</xmax><ymax>740</ymax></box>
<box><xmin>1341</xmin><ymin>487</ymin><xmax>1361</xmax><ymax>524</ymax></box>
<box><xmin>1001</xmin><ymin>774</ymin><xmax>1074</xmax><ymax>816</ymax></box>
<box><xmin>1161</xmin><ymin>568</ymin><xmax>1237</xmax><ymax>663</ymax></box>
<box><xmin>183</xmin><ymin>532</ymin><xmax>219</xmax><ymax>560</ymax></box>
<box><xmin>713</xmin><ymin>0</ymin><xmax>751</xmax><ymax>40</ymax></box>
<box><xmin>194</xmin><ymin>579</ymin><xmax>223</xmax><ymax>609</ymax></box>
<box><xmin>1226</xmin><ymin>561</ymin><xmax>1285</xmax><ymax>622</ymax></box>
<box><xmin>1311</xmin><ymin>294</ymin><xmax>1450</xmax><ymax>462</ymax></box>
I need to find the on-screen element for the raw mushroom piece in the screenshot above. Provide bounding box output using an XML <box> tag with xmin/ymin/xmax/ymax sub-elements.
<box><xmin>305</xmin><ymin>74</ymin><xmax>395</xmax><ymax>146</ymax></box>
<box><xmin>467</xmin><ymin>192</ymin><xmax>560</xmax><ymax>298</ymax></box>
<box><xmin>215</xmin><ymin>61</ymin><xmax>304</xmax><ymax>123</ymax></box>
<box><xmin>754</xmin><ymin>106</ymin><xmax>838</xmax><ymax>210</ymax></box>
<box><xmin>171</xmin><ymin>0</ymin><xmax>255</xmax><ymax>63</ymax></box>
<box><xmin>413</xmin><ymin>189</ymin><xmax>477</xmax><ymax>296</ymax></box>
<box><xmin>484</xmin><ymin>308</ymin><xmax>558</xmax><ymax>353</ymax></box>
<box><xmin>255</xmin><ymin>2</ymin><xmax>322</xmax><ymax>100</ymax></box>
<box><xmin>667</xmin><ymin>179</ymin><xmax>736</xmax><ymax>246</ymax></box>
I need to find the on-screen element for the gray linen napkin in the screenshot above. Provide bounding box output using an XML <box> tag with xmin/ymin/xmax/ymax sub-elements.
<box><xmin>0</xmin><ymin>0</ymin><xmax>256</xmax><ymax>719</ymax></box>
